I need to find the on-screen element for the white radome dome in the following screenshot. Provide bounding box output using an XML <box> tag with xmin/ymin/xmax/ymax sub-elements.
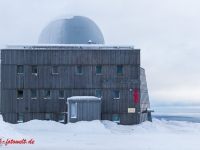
<box><xmin>38</xmin><ymin>15</ymin><xmax>105</xmax><ymax>44</ymax></box>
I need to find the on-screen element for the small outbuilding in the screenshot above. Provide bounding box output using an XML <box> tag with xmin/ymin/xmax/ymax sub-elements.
<box><xmin>67</xmin><ymin>96</ymin><xmax>101</xmax><ymax>123</ymax></box>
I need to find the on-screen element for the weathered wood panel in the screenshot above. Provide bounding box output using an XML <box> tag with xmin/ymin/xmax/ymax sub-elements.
<box><xmin>1</xmin><ymin>48</ymin><xmax>143</xmax><ymax>125</ymax></box>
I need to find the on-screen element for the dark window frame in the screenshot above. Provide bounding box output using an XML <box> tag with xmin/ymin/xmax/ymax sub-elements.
<box><xmin>117</xmin><ymin>65</ymin><xmax>123</xmax><ymax>74</ymax></box>
<box><xmin>17</xmin><ymin>113</ymin><xmax>24</xmax><ymax>122</ymax></box>
<box><xmin>58</xmin><ymin>90</ymin><xmax>64</xmax><ymax>99</ymax></box>
<box><xmin>114</xmin><ymin>90</ymin><xmax>120</xmax><ymax>99</ymax></box>
<box><xmin>17</xmin><ymin>65</ymin><xmax>24</xmax><ymax>74</ymax></box>
<box><xmin>31</xmin><ymin>65</ymin><xmax>38</xmax><ymax>74</ymax></box>
<box><xmin>52</xmin><ymin>66</ymin><xmax>58</xmax><ymax>74</ymax></box>
<box><xmin>113</xmin><ymin>114</ymin><xmax>120</xmax><ymax>122</ymax></box>
<box><xmin>31</xmin><ymin>90</ymin><xmax>37</xmax><ymax>99</ymax></box>
<box><xmin>45</xmin><ymin>113</ymin><xmax>51</xmax><ymax>120</ymax></box>
<box><xmin>58</xmin><ymin>113</ymin><xmax>65</xmax><ymax>122</ymax></box>
<box><xmin>95</xmin><ymin>89</ymin><xmax>101</xmax><ymax>98</ymax></box>
<box><xmin>44</xmin><ymin>90</ymin><xmax>50</xmax><ymax>99</ymax></box>
<box><xmin>96</xmin><ymin>65</ymin><xmax>102</xmax><ymax>75</ymax></box>
<box><xmin>17</xmin><ymin>90</ymin><xmax>23</xmax><ymax>99</ymax></box>
<box><xmin>76</xmin><ymin>65</ymin><xmax>83</xmax><ymax>75</ymax></box>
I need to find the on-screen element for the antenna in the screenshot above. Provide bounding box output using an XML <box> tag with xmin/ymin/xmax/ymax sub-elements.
<box><xmin>88</xmin><ymin>40</ymin><xmax>92</xmax><ymax>44</ymax></box>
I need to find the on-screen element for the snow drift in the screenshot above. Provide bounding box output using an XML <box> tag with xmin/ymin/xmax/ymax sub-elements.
<box><xmin>0</xmin><ymin>115</ymin><xmax>24</xmax><ymax>139</ymax></box>
<box><xmin>0</xmin><ymin>115</ymin><xmax>200</xmax><ymax>150</ymax></box>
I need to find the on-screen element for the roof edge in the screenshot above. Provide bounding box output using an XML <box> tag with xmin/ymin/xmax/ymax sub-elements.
<box><xmin>5</xmin><ymin>44</ymin><xmax>135</xmax><ymax>50</ymax></box>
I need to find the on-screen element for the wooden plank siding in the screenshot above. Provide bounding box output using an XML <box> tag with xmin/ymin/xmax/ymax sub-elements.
<box><xmin>0</xmin><ymin>48</ymin><xmax>146</xmax><ymax>125</ymax></box>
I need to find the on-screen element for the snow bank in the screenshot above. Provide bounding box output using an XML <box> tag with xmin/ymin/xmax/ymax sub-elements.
<box><xmin>3</xmin><ymin>116</ymin><xmax>200</xmax><ymax>137</ymax></box>
<box><xmin>2</xmin><ymin>115</ymin><xmax>200</xmax><ymax>136</ymax></box>
<box><xmin>66</xmin><ymin>120</ymin><xmax>109</xmax><ymax>133</ymax></box>
<box><xmin>9</xmin><ymin>119</ymin><xmax>109</xmax><ymax>134</ymax></box>
<box><xmin>102</xmin><ymin>119</ymin><xmax>167</xmax><ymax>133</ymax></box>
<box><xmin>9</xmin><ymin>119</ymin><xmax>65</xmax><ymax>131</ymax></box>
<box><xmin>0</xmin><ymin>115</ymin><xmax>23</xmax><ymax>139</ymax></box>
<box><xmin>102</xmin><ymin>118</ymin><xmax>200</xmax><ymax>133</ymax></box>
<box><xmin>1</xmin><ymin>115</ymin><xmax>200</xmax><ymax>150</ymax></box>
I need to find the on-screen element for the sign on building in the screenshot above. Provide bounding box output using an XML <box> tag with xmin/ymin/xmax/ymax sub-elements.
<box><xmin>128</xmin><ymin>108</ymin><xmax>135</xmax><ymax>113</ymax></box>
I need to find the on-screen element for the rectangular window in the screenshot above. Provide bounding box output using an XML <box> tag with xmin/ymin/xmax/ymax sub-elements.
<box><xmin>52</xmin><ymin>66</ymin><xmax>58</xmax><ymax>74</ymax></box>
<box><xmin>114</xmin><ymin>90</ymin><xmax>120</xmax><ymax>99</ymax></box>
<box><xmin>58</xmin><ymin>90</ymin><xmax>64</xmax><ymax>99</ymax></box>
<box><xmin>18</xmin><ymin>113</ymin><xmax>23</xmax><ymax>122</ymax></box>
<box><xmin>17</xmin><ymin>65</ymin><xmax>23</xmax><ymax>74</ymax></box>
<box><xmin>117</xmin><ymin>65</ymin><xmax>123</xmax><ymax>74</ymax></box>
<box><xmin>96</xmin><ymin>66</ymin><xmax>102</xmax><ymax>74</ymax></box>
<box><xmin>71</xmin><ymin>103</ymin><xmax>77</xmax><ymax>118</ymax></box>
<box><xmin>113</xmin><ymin>114</ymin><xmax>120</xmax><ymax>122</ymax></box>
<box><xmin>45</xmin><ymin>113</ymin><xmax>50</xmax><ymax>120</ymax></box>
<box><xmin>17</xmin><ymin>90</ymin><xmax>23</xmax><ymax>99</ymax></box>
<box><xmin>58</xmin><ymin>113</ymin><xmax>65</xmax><ymax>122</ymax></box>
<box><xmin>44</xmin><ymin>90</ymin><xmax>50</xmax><ymax>99</ymax></box>
<box><xmin>31</xmin><ymin>66</ymin><xmax>37</xmax><ymax>74</ymax></box>
<box><xmin>76</xmin><ymin>65</ymin><xmax>82</xmax><ymax>74</ymax></box>
<box><xmin>95</xmin><ymin>90</ymin><xmax>101</xmax><ymax>98</ymax></box>
<box><xmin>31</xmin><ymin>90</ymin><xmax>37</xmax><ymax>99</ymax></box>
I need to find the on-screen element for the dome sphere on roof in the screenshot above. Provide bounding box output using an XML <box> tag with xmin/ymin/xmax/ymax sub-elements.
<box><xmin>38</xmin><ymin>15</ymin><xmax>105</xmax><ymax>44</ymax></box>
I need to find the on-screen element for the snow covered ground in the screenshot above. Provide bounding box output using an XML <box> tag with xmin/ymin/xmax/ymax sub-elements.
<box><xmin>0</xmin><ymin>115</ymin><xmax>200</xmax><ymax>150</ymax></box>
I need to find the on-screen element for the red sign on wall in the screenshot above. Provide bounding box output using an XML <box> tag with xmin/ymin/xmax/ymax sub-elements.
<box><xmin>133</xmin><ymin>89</ymin><xmax>139</xmax><ymax>104</ymax></box>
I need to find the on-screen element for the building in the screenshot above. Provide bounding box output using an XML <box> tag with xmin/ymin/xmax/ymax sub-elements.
<box><xmin>67</xmin><ymin>96</ymin><xmax>101</xmax><ymax>123</ymax></box>
<box><xmin>0</xmin><ymin>15</ymin><xmax>151</xmax><ymax>125</ymax></box>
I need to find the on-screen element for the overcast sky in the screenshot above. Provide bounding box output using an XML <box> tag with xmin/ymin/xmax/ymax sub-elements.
<box><xmin>0</xmin><ymin>0</ymin><xmax>200</xmax><ymax>106</ymax></box>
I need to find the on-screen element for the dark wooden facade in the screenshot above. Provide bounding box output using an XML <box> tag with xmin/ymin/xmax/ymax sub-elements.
<box><xmin>0</xmin><ymin>45</ymin><xmax>150</xmax><ymax>125</ymax></box>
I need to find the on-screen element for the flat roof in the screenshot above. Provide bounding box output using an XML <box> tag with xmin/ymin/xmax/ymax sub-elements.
<box><xmin>4</xmin><ymin>44</ymin><xmax>135</xmax><ymax>50</ymax></box>
<box><xmin>67</xmin><ymin>96</ymin><xmax>101</xmax><ymax>101</ymax></box>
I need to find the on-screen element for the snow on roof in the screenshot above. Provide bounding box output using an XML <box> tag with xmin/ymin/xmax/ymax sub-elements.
<box><xmin>67</xmin><ymin>96</ymin><xmax>101</xmax><ymax>101</ymax></box>
<box><xmin>4</xmin><ymin>44</ymin><xmax>134</xmax><ymax>50</ymax></box>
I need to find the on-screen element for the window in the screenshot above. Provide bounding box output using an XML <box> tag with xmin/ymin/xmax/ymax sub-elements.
<box><xmin>17</xmin><ymin>65</ymin><xmax>23</xmax><ymax>74</ymax></box>
<box><xmin>96</xmin><ymin>66</ymin><xmax>102</xmax><ymax>74</ymax></box>
<box><xmin>17</xmin><ymin>90</ymin><xmax>23</xmax><ymax>99</ymax></box>
<box><xmin>31</xmin><ymin>90</ymin><xmax>37</xmax><ymax>99</ymax></box>
<box><xmin>52</xmin><ymin>66</ymin><xmax>58</xmax><ymax>74</ymax></box>
<box><xmin>18</xmin><ymin>113</ymin><xmax>23</xmax><ymax>122</ymax></box>
<box><xmin>71</xmin><ymin>103</ymin><xmax>77</xmax><ymax>118</ymax></box>
<box><xmin>95</xmin><ymin>90</ymin><xmax>101</xmax><ymax>98</ymax></box>
<box><xmin>44</xmin><ymin>90</ymin><xmax>50</xmax><ymax>99</ymax></box>
<box><xmin>76</xmin><ymin>65</ymin><xmax>82</xmax><ymax>74</ymax></box>
<box><xmin>117</xmin><ymin>65</ymin><xmax>123</xmax><ymax>74</ymax></box>
<box><xmin>58</xmin><ymin>90</ymin><xmax>64</xmax><ymax>99</ymax></box>
<box><xmin>114</xmin><ymin>90</ymin><xmax>120</xmax><ymax>99</ymax></box>
<box><xmin>31</xmin><ymin>66</ymin><xmax>37</xmax><ymax>74</ymax></box>
<box><xmin>45</xmin><ymin>113</ymin><xmax>50</xmax><ymax>120</ymax></box>
<box><xmin>58</xmin><ymin>113</ymin><xmax>65</xmax><ymax>122</ymax></box>
<box><xmin>113</xmin><ymin>114</ymin><xmax>120</xmax><ymax>122</ymax></box>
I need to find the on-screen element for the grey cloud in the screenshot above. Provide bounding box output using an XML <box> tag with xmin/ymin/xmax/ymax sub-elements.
<box><xmin>1</xmin><ymin>0</ymin><xmax>200</xmax><ymax>106</ymax></box>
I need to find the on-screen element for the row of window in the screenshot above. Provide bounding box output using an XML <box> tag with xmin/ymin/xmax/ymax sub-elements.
<box><xmin>17</xmin><ymin>90</ymin><xmax>64</xmax><ymax>99</ymax></box>
<box><xmin>18</xmin><ymin>113</ymin><xmax>65</xmax><ymax>123</ymax></box>
<box><xmin>17</xmin><ymin>65</ymin><xmax>124</xmax><ymax>75</ymax></box>
<box><xmin>18</xmin><ymin>113</ymin><xmax>119</xmax><ymax>123</ymax></box>
<box><xmin>17</xmin><ymin>90</ymin><xmax>120</xmax><ymax>99</ymax></box>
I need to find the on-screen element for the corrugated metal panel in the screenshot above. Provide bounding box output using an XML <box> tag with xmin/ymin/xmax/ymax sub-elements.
<box><xmin>67</xmin><ymin>97</ymin><xmax>101</xmax><ymax>123</ymax></box>
<box><xmin>139</xmin><ymin>68</ymin><xmax>151</xmax><ymax>123</ymax></box>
